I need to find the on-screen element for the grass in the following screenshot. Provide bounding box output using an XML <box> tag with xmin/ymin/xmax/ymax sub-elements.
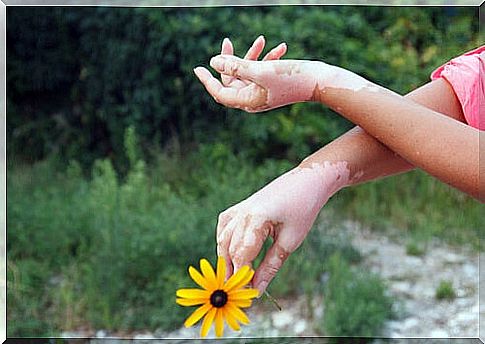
<box><xmin>7</xmin><ymin>143</ymin><xmax>294</xmax><ymax>336</ymax></box>
<box><xmin>338</xmin><ymin>170</ymin><xmax>483</xmax><ymax>250</ymax></box>
<box><xmin>7</xmin><ymin>134</ymin><xmax>482</xmax><ymax>337</ymax></box>
<box><xmin>320</xmin><ymin>253</ymin><xmax>393</xmax><ymax>339</ymax></box>
<box><xmin>405</xmin><ymin>241</ymin><xmax>426</xmax><ymax>257</ymax></box>
<box><xmin>435</xmin><ymin>280</ymin><xmax>456</xmax><ymax>300</ymax></box>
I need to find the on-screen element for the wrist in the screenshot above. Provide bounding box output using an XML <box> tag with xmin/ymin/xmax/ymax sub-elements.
<box><xmin>308</xmin><ymin>62</ymin><xmax>379</xmax><ymax>104</ymax></box>
<box><xmin>295</xmin><ymin>160</ymin><xmax>350</xmax><ymax>198</ymax></box>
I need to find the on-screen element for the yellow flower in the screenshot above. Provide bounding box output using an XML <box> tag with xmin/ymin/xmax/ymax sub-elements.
<box><xmin>176</xmin><ymin>256</ymin><xmax>259</xmax><ymax>337</ymax></box>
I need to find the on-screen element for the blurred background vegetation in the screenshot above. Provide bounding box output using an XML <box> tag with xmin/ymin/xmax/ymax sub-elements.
<box><xmin>7</xmin><ymin>6</ymin><xmax>482</xmax><ymax>338</ymax></box>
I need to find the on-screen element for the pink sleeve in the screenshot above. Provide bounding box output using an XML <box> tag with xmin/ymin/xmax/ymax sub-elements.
<box><xmin>430</xmin><ymin>46</ymin><xmax>484</xmax><ymax>131</ymax></box>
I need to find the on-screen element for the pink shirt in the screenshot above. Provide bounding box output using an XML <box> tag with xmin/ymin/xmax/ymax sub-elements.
<box><xmin>431</xmin><ymin>46</ymin><xmax>484</xmax><ymax>130</ymax></box>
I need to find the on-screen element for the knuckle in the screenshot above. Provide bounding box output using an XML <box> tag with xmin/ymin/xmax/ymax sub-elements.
<box><xmin>264</xmin><ymin>263</ymin><xmax>280</xmax><ymax>277</ymax></box>
<box><xmin>216</xmin><ymin>234</ymin><xmax>225</xmax><ymax>246</ymax></box>
<box><xmin>228</xmin><ymin>244</ymin><xmax>237</xmax><ymax>257</ymax></box>
<box><xmin>218</xmin><ymin>212</ymin><xmax>226</xmax><ymax>223</ymax></box>
<box><xmin>229</xmin><ymin>63</ymin><xmax>240</xmax><ymax>76</ymax></box>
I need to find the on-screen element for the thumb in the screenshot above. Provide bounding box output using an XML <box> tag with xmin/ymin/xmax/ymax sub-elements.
<box><xmin>210</xmin><ymin>55</ymin><xmax>260</xmax><ymax>81</ymax></box>
<box><xmin>253</xmin><ymin>241</ymin><xmax>290</xmax><ymax>296</ymax></box>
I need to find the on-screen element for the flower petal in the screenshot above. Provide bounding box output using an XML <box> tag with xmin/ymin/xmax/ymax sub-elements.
<box><xmin>223</xmin><ymin>265</ymin><xmax>251</xmax><ymax>292</ymax></box>
<box><xmin>232</xmin><ymin>299</ymin><xmax>252</xmax><ymax>308</ymax></box>
<box><xmin>216</xmin><ymin>256</ymin><xmax>226</xmax><ymax>289</ymax></box>
<box><xmin>223</xmin><ymin>307</ymin><xmax>241</xmax><ymax>331</ymax></box>
<box><xmin>176</xmin><ymin>298</ymin><xmax>207</xmax><ymax>307</ymax></box>
<box><xmin>226</xmin><ymin>302</ymin><xmax>250</xmax><ymax>325</ymax></box>
<box><xmin>229</xmin><ymin>268</ymin><xmax>254</xmax><ymax>291</ymax></box>
<box><xmin>189</xmin><ymin>266</ymin><xmax>211</xmax><ymax>290</ymax></box>
<box><xmin>228</xmin><ymin>288</ymin><xmax>259</xmax><ymax>300</ymax></box>
<box><xmin>215</xmin><ymin>308</ymin><xmax>224</xmax><ymax>337</ymax></box>
<box><xmin>176</xmin><ymin>288</ymin><xmax>210</xmax><ymax>299</ymax></box>
<box><xmin>200</xmin><ymin>307</ymin><xmax>217</xmax><ymax>337</ymax></box>
<box><xmin>200</xmin><ymin>258</ymin><xmax>218</xmax><ymax>288</ymax></box>
<box><xmin>184</xmin><ymin>302</ymin><xmax>212</xmax><ymax>328</ymax></box>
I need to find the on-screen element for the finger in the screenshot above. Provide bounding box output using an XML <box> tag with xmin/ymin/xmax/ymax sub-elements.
<box><xmin>229</xmin><ymin>219</ymin><xmax>269</xmax><ymax>274</ymax></box>
<box><xmin>210</xmin><ymin>55</ymin><xmax>260</xmax><ymax>82</ymax></box>
<box><xmin>252</xmin><ymin>240</ymin><xmax>290</xmax><ymax>295</ymax></box>
<box><xmin>244</xmin><ymin>35</ymin><xmax>265</xmax><ymax>60</ymax></box>
<box><xmin>262</xmin><ymin>42</ymin><xmax>287</xmax><ymax>61</ymax></box>
<box><xmin>221</xmin><ymin>38</ymin><xmax>234</xmax><ymax>86</ymax></box>
<box><xmin>193</xmin><ymin>66</ymin><xmax>245</xmax><ymax>108</ymax></box>
<box><xmin>221</xmin><ymin>37</ymin><xmax>234</xmax><ymax>55</ymax></box>
<box><xmin>195</xmin><ymin>66</ymin><xmax>265</xmax><ymax>109</ymax></box>
<box><xmin>216</xmin><ymin>212</ymin><xmax>234</xmax><ymax>279</ymax></box>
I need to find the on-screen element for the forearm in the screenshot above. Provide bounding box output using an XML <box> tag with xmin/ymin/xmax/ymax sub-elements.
<box><xmin>199</xmin><ymin>54</ymin><xmax>478</xmax><ymax>197</ymax></box>
<box><xmin>310</xmin><ymin>65</ymin><xmax>479</xmax><ymax>199</ymax></box>
<box><xmin>300</xmin><ymin>78</ymin><xmax>467</xmax><ymax>187</ymax></box>
<box><xmin>300</xmin><ymin>126</ymin><xmax>412</xmax><ymax>185</ymax></box>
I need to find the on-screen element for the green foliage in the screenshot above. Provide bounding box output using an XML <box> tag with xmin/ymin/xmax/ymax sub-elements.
<box><xmin>6</xmin><ymin>6</ymin><xmax>481</xmax><ymax>338</ymax></box>
<box><xmin>7</xmin><ymin>140</ymin><xmax>292</xmax><ymax>336</ymax></box>
<box><xmin>435</xmin><ymin>280</ymin><xmax>456</xmax><ymax>300</ymax></box>
<box><xmin>321</xmin><ymin>253</ymin><xmax>393</xmax><ymax>339</ymax></box>
<box><xmin>405</xmin><ymin>241</ymin><xmax>426</xmax><ymax>257</ymax></box>
<box><xmin>270</xmin><ymin>226</ymin><xmax>361</xmax><ymax>297</ymax></box>
<box><xmin>339</xmin><ymin>170</ymin><xmax>483</xmax><ymax>250</ymax></box>
<box><xmin>7</xmin><ymin>7</ymin><xmax>479</xmax><ymax>166</ymax></box>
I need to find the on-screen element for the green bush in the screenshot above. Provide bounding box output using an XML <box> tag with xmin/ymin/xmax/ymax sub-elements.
<box><xmin>7</xmin><ymin>7</ymin><xmax>479</xmax><ymax>166</ymax></box>
<box><xmin>7</xmin><ymin>133</ymin><xmax>294</xmax><ymax>336</ymax></box>
<box><xmin>321</xmin><ymin>253</ymin><xmax>393</xmax><ymax>339</ymax></box>
<box><xmin>405</xmin><ymin>241</ymin><xmax>426</xmax><ymax>257</ymax></box>
<box><xmin>435</xmin><ymin>280</ymin><xmax>456</xmax><ymax>300</ymax></box>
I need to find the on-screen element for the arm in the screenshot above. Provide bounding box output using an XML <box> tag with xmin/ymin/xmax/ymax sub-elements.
<box><xmin>213</xmin><ymin>78</ymin><xmax>470</xmax><ymax>296</ymax></box>
<box><xmin>194</xmin><ymin>39</ymin><xmax>478</xmax><ymax>295</ymax></box>
<box><xmin>311</xmin><ymin>67</ymin><xmax>479</xmax><ymax>198</ymax></box>
<box><xmin>196</xmin><ymin>54</ymin><xmax>480</xmax><ymax>199</ymax></box>
<box><xmin>301</xmin><ymin>78</ymin><xmax>467</xmax><ymax>185</ymax></box>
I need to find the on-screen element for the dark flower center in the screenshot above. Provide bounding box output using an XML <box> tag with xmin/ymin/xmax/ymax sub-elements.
<box><xmin>210</xmin><ymin>289</ymin><xmax>228</xmax><ymax>308</ymax></box>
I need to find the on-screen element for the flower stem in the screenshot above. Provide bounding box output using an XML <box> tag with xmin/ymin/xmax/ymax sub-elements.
<box><xmin>264</xmin><ymin>290</ymin><xmax>282</xmax><ymax>311</ymax></box>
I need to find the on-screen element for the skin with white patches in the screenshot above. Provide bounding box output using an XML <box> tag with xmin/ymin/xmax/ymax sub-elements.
<box><xmin>199</xmin><ymin>37</ymin><xmax>476</xmax><ymax>296</ymax></box>
<box><xmin>200</xmin><ymin>56</ymin><xmax>383</xmax><ymax>112</ymax></box>
<box><xmin>216</xmin><ymin>161</ymin><xmax>351</xmax><ymax>294</ymax></box>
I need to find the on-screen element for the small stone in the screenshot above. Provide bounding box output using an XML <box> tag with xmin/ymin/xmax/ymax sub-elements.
<box><xmin>402</xmin><ymin>317</ymin><xmax>419</xmax><ymax>330</ymax></box>
<box><xmin>391</xmin><ymin>281</ymin><xmax>412</xmax><ymax>296</ymax></box>
<box><xmin>96</xmin><ymin>330</ymin><xmax>107</xmax><ymax>338</ymax></box>
<box><xmin>430</xmin><ymin>328</ymin><xmax>449</xmax><ymax>337</ymax></box>
<box><xmin>386</xmin><ymin>320</ymin><xmax>401</xmax><ymax>330</ymax></box>
<box><xmin>314</xmin><ymin>305</ymin><xmax>323</xmax><ymax>318</ymax></box>
<box><xmin>61</xmin><ymin>331</ymin><xmax>84</xmax><ymax>338</ymax></box>
<box><xmin>133</xmin><ymin>333</ymin><xmax>153</xmax><ymax>339</ymax></box>
<box><xmin>422</xmin><ymin>286</ymin><xmax>436</xmax><ymax>299</ymax></box>
<box><xmin>272</xmin><ymin>310</ymin><xmax>294</xmax><ymax>328</ymax></box>
<box><xmin>404</xmin><ymin>256</ymin><xmax>422</xmax><ymax>266</ymax></box>
<box><xmin>463</xmin><ymin>263</ymin><xmax>477</xmax><ymax>278</ymax></box>
<box><xmin>443</xmin><ymin>252</ymin><xmax>464</xmax><ymax>264</ymax></box>
<box><xmin>294</xmin><ymin>319</ymin><xmax>307</xmax><ymax>334</ymax></box>
<box><xmin>456</xmin><ymin>311</ymin><xmax>478</xmax><ymax>323</ymax></box>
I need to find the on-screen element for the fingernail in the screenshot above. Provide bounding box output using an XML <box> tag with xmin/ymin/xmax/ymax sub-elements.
<box><xmin>210</xmin><ymin>56</ymin><xmax>224</xmax><ymax>70</ymax></box>
<box><xmin>193</xmin><ymin>67</ymin><xmax>202</xmax><ymax>76</ymax></box>
<box><xmin>223</xmin><ymin>37</ymin><xmax>230</xmax><ymax>44</ymax></box>
<box><xmin>258</xmin><ymin>34</ymin><xmax>265</xmax><ymax>41</ymax></box>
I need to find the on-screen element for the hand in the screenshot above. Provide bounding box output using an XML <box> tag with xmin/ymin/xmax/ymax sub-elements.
<box><xmin>216</xmin><ymin>161</ymin><xmax>350</xmax><ymax>295</ymax></box>
<box><xmin>217</xmin><ymin>35</ymin><xmax>288</xmax><ymax>94</ymax></box>
<box><xmin>194</xmin><ymin>37</ymin><xmax>327</xmax><ymax>112</ymax></box>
